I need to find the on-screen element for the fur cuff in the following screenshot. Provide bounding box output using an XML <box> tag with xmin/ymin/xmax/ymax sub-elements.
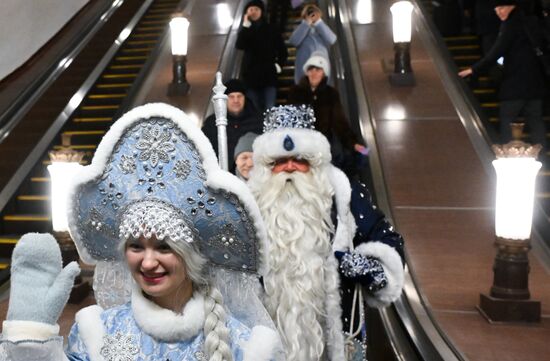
<box><xmin>242</xmin><ymin>326</ymin><xmax>281</xmax><ymax>361</ymax></box>
<box><xmin>2</xmin><ymin>320</ymin><xmax>59</xmax><ymax>342</ymax></box>
<box><xmin>75</xmin><ymin>305</ymin><xmax>104</xmax><ymax>361</ymax></box>
<box><xmin>355</xmin><ymin>242</ymin><xmax>404</xmax><ymax>307</ymax></box>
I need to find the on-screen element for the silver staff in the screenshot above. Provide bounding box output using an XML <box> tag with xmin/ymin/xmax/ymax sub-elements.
<box><xmin>212</xmin><ymin>72</ymin><xmax>229</xmax><ymax>170</ymax></box>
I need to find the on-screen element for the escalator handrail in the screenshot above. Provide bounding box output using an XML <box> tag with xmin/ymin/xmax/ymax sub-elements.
<box><xmin>329</xmin><ymin>0</ymin><xmax>468</xmax><ymax>359</ymax></box>
<box><xmin>0</xmin><ymin>0</ymin><xmax>127</xmax><ymax>146</ymax></box>
<box><xmin>0</xmin><ymin>0</ymin><xmax>156</xmax><ymax>215</ymax></box>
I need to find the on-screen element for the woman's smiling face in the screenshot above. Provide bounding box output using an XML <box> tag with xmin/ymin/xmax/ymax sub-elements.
<box><xmin>125</xmin><ymin>236</ymin><xmax>191</xmax><ymax>310</ymax></box>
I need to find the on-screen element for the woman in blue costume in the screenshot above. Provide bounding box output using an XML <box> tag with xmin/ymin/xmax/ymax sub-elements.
<box><xmin>0</xmin><ymin>103</ymin><xmax>282</xmax><ymax>361</ymax></box>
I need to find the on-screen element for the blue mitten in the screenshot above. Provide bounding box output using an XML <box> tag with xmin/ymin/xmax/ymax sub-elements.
<box><xmin>335</xmin><ymin>250</ymin><xmax>388</xmax><ymax>292</ymax></box>
<box><xmin>7</xmin><ymin>233</ymin><xmax>81</xmax><ymax>325</ymax></box>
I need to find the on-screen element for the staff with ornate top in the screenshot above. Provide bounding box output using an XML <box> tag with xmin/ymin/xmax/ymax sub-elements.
<box><xmin>212</xmin><ymin>72</ymin><xmax>229</xmax><ymax>170</ymax></box>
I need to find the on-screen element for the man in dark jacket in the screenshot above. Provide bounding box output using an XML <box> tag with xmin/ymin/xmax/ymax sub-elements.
<box><xmin>288</xmin><ymin>53</ymin><xmax>368</xmax><ymax>177</ymax></box>
<box><xmin>202</xmin><ymin>79</ymin><xmax>263</xmax><ymax>173</ymax></box>
<box><xmin>459</xmin><ymin>0</ymin><xmax>547</xmax><ymax>148</ymax></box>
<box><xmin>236</xmin><ymin>0</ymin><xmax>288</xmax><ymax>112</ymax></box>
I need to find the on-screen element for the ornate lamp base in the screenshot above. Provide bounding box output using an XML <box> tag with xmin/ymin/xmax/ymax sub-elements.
<box><xmin>478</xmin><ymin>294</ymin><xmax>540</xmax><ymax>323</ymax></box>
<box><xmin>168</xmin><ymin>55</ymin><xmax>190</xmax><ymax>96</ymax></box>
<box><xmin>478</xmin><ymin>237</ymin><xmax>541</xmax><ymax>323</ymax></box>
<box><xmin>53</xmin><ymin>231</ymin><xmax>91</xmax><ymax>304</ymax></box>
<box><xmin>389</xmin><ymin>42</ymin><xmax>415</xmax><ymax>87</ymax></box>
<box><xmin>389</xmin><ymin>72</ymin><xmax>416</xmax><ymax>87</ymax></box>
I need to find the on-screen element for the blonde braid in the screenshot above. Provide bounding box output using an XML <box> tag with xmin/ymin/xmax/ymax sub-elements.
<box><xmin>203</xmin><ymin>285</ymin><xmax>233</xmax><ymax>361</ymax></box>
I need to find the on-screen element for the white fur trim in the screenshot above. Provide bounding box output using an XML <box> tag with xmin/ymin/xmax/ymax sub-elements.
<box><xmin>242</xmin><ymin>326</ymin><xmax>281</xmax><ymax>361</ymax></box>
<box><xmin>327</xmin><ymin>166</ymin><xmax>356</xmax><ymax>252</ymax></box>
<box><xmin>355</xmin><ymin>242</ymin><xmax>404</xmax><ymax>307</ymax></box>
<box><xmin>1</xmin><ymin>320</ymin><xmax>59</xmax><ymax>342</ymax></box>
<box><xmin>131</xmin><ymin>285</ymin><xmax>204</xmax><ymax>342</ymax></box>
<box><xmin>253</xmin><ymin>128</ymin><xmax>331</xmax><ymax>166</ymax></box>
<box><xmin>66</xmin><ymin>103</ymin><xmax>269</xmax><ymax>276</ymax></box>
<box><xmin>75</xmin><ymin>305</ymin><xmax>105</xmax><ymax>361</ymax></box>
<box><xmin>324</xmin><ymin>255</ymin><xmax>346</xmax><ymax>361</ymax></box>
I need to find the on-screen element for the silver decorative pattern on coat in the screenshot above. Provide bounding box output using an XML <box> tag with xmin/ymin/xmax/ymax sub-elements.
<box><xmin>100</xmin><ymin>332</ymin><xmax>139</xmax><ymax>361</ymax></box>
<box><xmin>135</xmin><ymin>125</ymin><xmax>176</xmax><ymax>168</ymax></box>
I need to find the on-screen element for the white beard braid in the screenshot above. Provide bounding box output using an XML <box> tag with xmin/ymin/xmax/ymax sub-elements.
<box><xmin>249</xmin><ymin>166</ymin><xmax>337</xmax><ymax>361</ymax></box>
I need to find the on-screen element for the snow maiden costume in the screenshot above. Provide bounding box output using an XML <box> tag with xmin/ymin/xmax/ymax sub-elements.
<box><xmin>247</xmin><ymin>105</ymin><xmax>405</xmax><ymax>361</ymax></box>
<box><xmin>0</xmin><ymin>103</ymin><xmax>283</xmax><ymax>361</ymax></box>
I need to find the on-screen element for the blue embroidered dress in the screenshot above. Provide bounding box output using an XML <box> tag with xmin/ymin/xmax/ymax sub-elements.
<box><xmin>1</xmin><ymin>289</ymin><xmax>275</xmax><ymax>361</ymax></box>
<box><xmin>65</xmin><ymin>291</ymin><xmax>254</xmax><ymax>361</ymax></box>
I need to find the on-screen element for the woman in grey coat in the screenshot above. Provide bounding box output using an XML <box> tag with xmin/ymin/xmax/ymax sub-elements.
<box><xmin>288</xmin><ymin>4</ymin><xmax>337</xmax><ymax>84</ymax></box>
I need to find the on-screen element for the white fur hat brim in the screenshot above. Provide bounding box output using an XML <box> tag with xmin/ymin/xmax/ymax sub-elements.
<box><xmin>303</xmin><ymin>53</ymin><xmax>330</xmax><ymax>78</ymax></box>
<box><xmin>252</xmin><ymin>128</ymin><xmax>331</xmax><ymax>165</ymax></box>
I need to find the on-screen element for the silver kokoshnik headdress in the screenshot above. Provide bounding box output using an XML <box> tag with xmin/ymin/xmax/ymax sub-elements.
<box><xmin>67</xmin><ymin>103</ymin><xmax>269</xmax><ymax>316</ymax></box>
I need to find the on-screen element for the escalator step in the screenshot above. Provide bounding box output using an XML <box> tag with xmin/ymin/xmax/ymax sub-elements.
<box><xmin>88</xmin><ymin>94</ymin><xmax>127</xmax><ymax>99</ymax></box>
<box><xmin>73</xmin><ymin>117</ymin><xmax>113</xmax><ymax>122</ymax></box>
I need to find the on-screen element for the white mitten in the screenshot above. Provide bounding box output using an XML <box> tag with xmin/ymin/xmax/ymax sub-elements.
<box><xmin>7</xmin><ymin>233</ymin><xmax>80</xmax><ymax>326</ymax></box>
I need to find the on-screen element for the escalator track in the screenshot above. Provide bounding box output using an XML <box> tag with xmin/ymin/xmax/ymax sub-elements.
<box><xmin>0</xmin><ymin>0</ymin><xmax>183</xmax><ymax>268</ymax></box>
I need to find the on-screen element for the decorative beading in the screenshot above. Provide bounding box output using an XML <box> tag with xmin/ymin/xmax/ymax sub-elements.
<box><xmin>118</xmin><ymin>199</ymin><xmax>196</xmax><ymax>244</ymax></box>
<box><xmin>100</xmin><ymin>332</ymin><xmax>139</xmax><ymax>361</ymax></box>
<box><xmin>135</xmin><ymin>125</ymin><xmax>176</xmax><ymax>168</ymax></box>
<box><xmin>339</xmin><ymin>252</ymin><xmax>388</xmax><ymax>293</ymax></box>
<box><xmin>263</xmin><ymin>104</ymin><xmax>316</xmax><ymax>133</ymax></box>
<box><xmin>492</xmin><ymin>141</ymin><xmax>542</xmax><ymax>159</ymax></box>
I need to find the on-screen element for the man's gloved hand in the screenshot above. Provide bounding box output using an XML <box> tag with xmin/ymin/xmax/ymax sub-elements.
<box><xmin>335</xmin><ymin>250</ymin><xmax>388</xmax><ymax>292</ymax></box>
<box><xmin>7</xmin><ymin>233</ymin><xmax>81</xmax><ymax>325</ymax></box>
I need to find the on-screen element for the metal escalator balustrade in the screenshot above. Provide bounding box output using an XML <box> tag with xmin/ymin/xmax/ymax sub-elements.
<box><xmin>0</xmin><ymin>0</ymin><xmax>183</xmax><ymax>266</ymax></box>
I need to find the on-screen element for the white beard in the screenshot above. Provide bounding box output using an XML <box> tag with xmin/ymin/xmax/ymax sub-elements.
<box><xmin>249</xmin><ymin>166</ymin><xmax>337</xmax><ymax>361</ymax></box>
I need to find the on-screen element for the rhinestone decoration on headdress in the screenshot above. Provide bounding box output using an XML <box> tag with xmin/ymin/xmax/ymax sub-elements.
<box><xmin>262</xmin><ymin>104</ymin><xmax>316</xmax><ymax>133</ymax></box>
<box><xmin>118</xmin><ymin>199</ymin><xmax>196</xmax><ymax>244</ymax></box>
<box><xmin>69</xmin><ymin>105</ymin><xmax>261</xmax><ymax>273</ymax></box>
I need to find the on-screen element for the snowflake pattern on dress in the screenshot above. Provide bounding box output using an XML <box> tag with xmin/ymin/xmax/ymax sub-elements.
<box><xmin>100</xmin><ymin>332</ymin><xmax>139</xmax><ymax>361</ymax></box>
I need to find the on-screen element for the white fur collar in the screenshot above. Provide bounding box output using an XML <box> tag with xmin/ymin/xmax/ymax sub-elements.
<box><xmin>131</xmin><ymin>285</ymin><xmax>205</xmax><ymax>342</ymax></box>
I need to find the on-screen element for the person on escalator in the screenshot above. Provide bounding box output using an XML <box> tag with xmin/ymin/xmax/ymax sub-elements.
<box><xmin>0</xmin><ymin>103</ymin><xmax>284</xmax><ymax>361</ymax></box>
<box><xmin>236</xmin><ymin>0</ymin><xmax>288</xmax><ymax>112</ymax></box>
<box><xmin>287</xmin><ymin>52</ymin><xmax>368</xmax><ymax>178</ymax></box>
<box><xmin>458</xmin><ymin>0</ymin><xmax>547</xmax><ymax>150</ymax></box>
<box><xmin>288</xmin><ymin>4</ymin><xmax>337</xmax><ymax>85</ymax></box>
<box><xmin>202</xmin><ymin>78</ymin><xmax>263</xmax><ymax>174</ymax></box>
<box><xmin>247</xmin><ymin>104</ymin><xmax>405</xmax><ymax>361</ymax></box>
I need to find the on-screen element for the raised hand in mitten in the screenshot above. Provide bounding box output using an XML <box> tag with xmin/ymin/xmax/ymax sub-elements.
<box><xmin>335</xmin><ymin>250</ymin><xmax>388</xmax><ymax>293</ymax></box>
<box><xmin>7</xmin><ymin>233</ymin><xmax>80</xmax><ymax>325</ymax></box>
